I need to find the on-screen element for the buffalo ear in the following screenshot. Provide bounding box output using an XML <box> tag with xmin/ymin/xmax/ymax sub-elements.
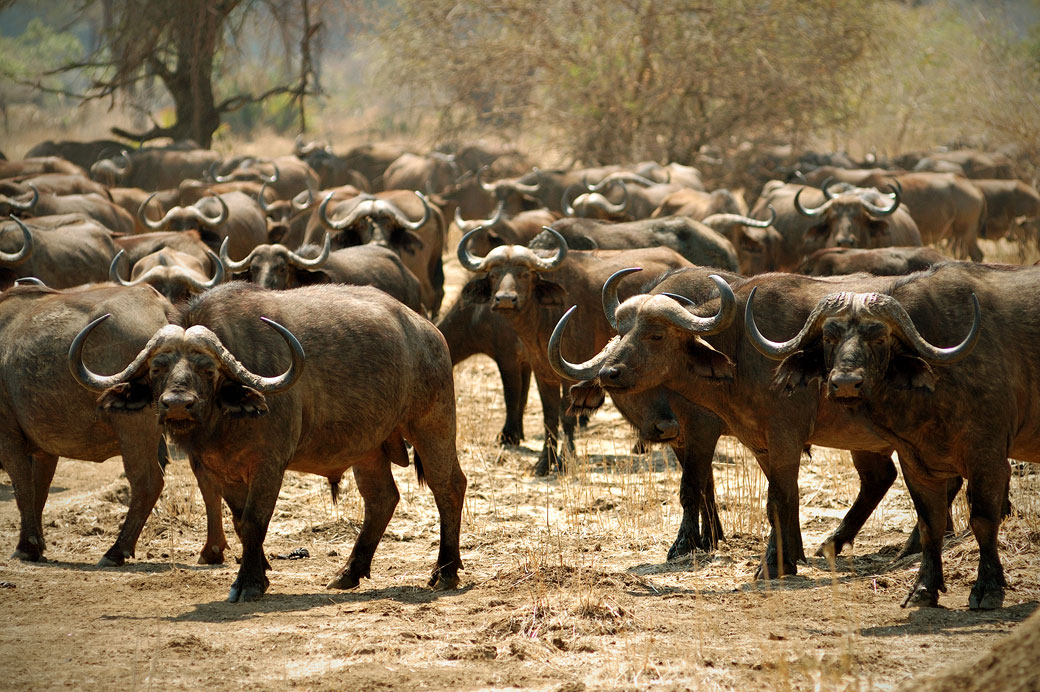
<box><xmin>534</xmin><ymin>277</ymin><xmax>566</xmax><ymax>306</ymax></box>
<box><xmin>98</xmin><ymin>379</ymin><xmax>153</xmax><ymax>412</ymax></box>
<box><xmin>888</xmin><ymin>355</ymin><xmax>936</xmax><ymax>391</ymax></box>
<box><xmin>461</xmin><ymin>276</ymin><xmax>491</xmax><ymax>303</ymax></box>
<box><xmin>772</xmin><ymin>349</ymin><xmax>825</xmax><ymax>394</ymax></box>
<box><xmin>217</xmin><ymin>382</ymin><xmax>269</xmax><ymax>417</ymax></box>
<box><xmin>739</xmin><ymin>228</ymin><xmax>765</xmax><ymax>254</ymax></box>
<box><xmin>686</xmin><ymin>338</ymin><xmax>735</xmax><ymax>381</ymax></box>
<box><xmin>394</xmin><ymin>229</ymin><xmax>425</xmax><ymax>255</ymax></box>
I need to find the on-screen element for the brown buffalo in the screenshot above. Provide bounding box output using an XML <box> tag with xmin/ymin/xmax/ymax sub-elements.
<box><xmin>457</xmin><ymin>227</ymin><xmax>693</xmax><ymax>474</ymax></box>
<box><xmin>0</xmin><ymin>216</ymin><xmax>117</xmax><ymax>289</ymax></box>
<box><xmin>652</xmin><ymin>188</ymin><xmax>748</xmax><ymax>220</ymax></box>
<box><xmin>700</xmin><ymin>209</ymin><xmax>782</xmax><ymax>275</ymax></box>
<box><xmin>91</xmin><ymin>147</ymin><xmax>221</xmax><ymax>191</ymax></box>
<box><xmin>25</xmin><ymin>139</ymin><xmax>127</xmax><ymax>171</ymax></box>
<box><xmin>293</xmin><ymin>137</ymin><xmax>373</xmax><ymax>190</ymax></box>
<box><xmin>71</xmin><ymin>282</ymin><xmax>467</xmax><ymax>602</ymax></box>
<box><xmin>971</xmin><ymin>179</ymin><xmax>1040</xmax><ymax>244</ymax></box>
<box><xmin>797</xmin><ymin>246</ymin><xmax>947</xmax><ymax>276</ymax></box>
<box><xmin>0</xmin><ymin>156</ymin><xmax>87</xmax><ymax>179</ymax></box>
<box><xmin>1</xmin><ymin>174</ymin><xmax>109</xmax><ymax>199</ymax></box>
<box><xmin>453</xmin><ymin>202</ymin><xmax>559</xmax><ymax>255</ymax></box>
<box><xmin>139</xmin><ymin>190</ymin><xmax>267</xmax><ymax>259</ymax></box>
<box><xmin>109</xmin><ymin>247</ymin><xmax>225</xmax><ymax>304</ymax></box>
<box><xmin>744</xmin><ymin>262</ymin><xmax>1033</xmax><ymax>609</ymax></box>
<box><xmin>792</xmin><ymin>183</ymin><xmax>920</xmax><ymax>256</ymax></box>
<box><xmin>0</xmin><ymin>185</ymin><xmax>134</xmax><ymax>234</ymax></box>
<box><xmin>0</xmin><ymin>283</ymin><xmax>174</xmax><ymax>565</ymax></box>
<box><xmin>315</xmin><ymin>189</ymin><xmax>445</xmax><ymax>317</ymax></box>
<box><xmin>549</xmin><ymin>269</ymin><xmax>946</xmax><ymax>577</ymax></box>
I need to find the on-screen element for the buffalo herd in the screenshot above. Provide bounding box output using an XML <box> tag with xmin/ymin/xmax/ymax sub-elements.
<box><xmin>1</xmin><ymin>137</ymin><xmax>1037</xmax><ymax>611</ymax></box>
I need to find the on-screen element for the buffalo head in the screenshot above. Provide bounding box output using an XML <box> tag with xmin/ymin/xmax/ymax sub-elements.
<box><xmin>109</xmin><ymin>247</ymin><xmax>224</xmax><ymax>304</ymax></box>
<box><xmin>220</xmin><ymin>233</ymin><xmax>332</xmax><ymax>290</ymax></box>
<box><xmin>456</xmin><ymin>226</ymin><xmax>567</xmax><ymax>311</ymax></box>
<box><xmin>745</xmin><ymin>288</ymin><xmax>980</xmax><ymax>402</ymax></box>
<box><xmin>547</xmin><ymin>269</ymin><xmax>735</xmax><ymax>391</ymax></box>
<box><xmin>318</xmin><ymin>191</ymin><xmax>431</xmax><ymax>254</ymax></box>
<box><xmin>69</xmin><ymin>314</ymin><xmax>305</xmax><ymax>435</ymax></box>
<box><xmin>139</xmin><ymin>193</ymin><xmax>230</xmax><ymax>240</ymax></box>
<box><xmin>794</xmin><ymin>183</ymin><xmax>901</xmax><ymax>252</ymax></box>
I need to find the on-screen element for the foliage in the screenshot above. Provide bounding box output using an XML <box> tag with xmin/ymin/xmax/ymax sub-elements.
<box><xmin>376</xmin><ymin>0</ymin><xmax>880</xmax><ymax>164</ymax></box>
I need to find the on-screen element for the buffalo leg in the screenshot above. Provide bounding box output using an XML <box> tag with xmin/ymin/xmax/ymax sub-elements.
<box><xmin>757</xmin><ymin>451</ymin><xmax>805</xmax><ymax>579</ymax></box>
<box><xmin>226</xmin><ymin>467</ymin><xmax>285</xmax><ymax>603</ymax></box>
<box><xmin>188</xmin><ymin>455</ymin><xmax>229</xmax><ymax>565</ymax></box>
<box><xmin>967</xmin><ymin>460</ymin><xmax>1011</xmax><ymax>610</ymax></box>
<box><xmin>817</xmin><ymin>451</ymin><xmax>898</xmax><ymax>559</ymax></box>
<box><xmin>327</xmin><ymin>455</ymin><xmax>400</xmax><ymax>590</ymax></box>
<box><xmin>99</xmin><ymin>434</ymin><xmax>165</xmax><ymax>567</ymax></box>
<box><xmin>2</xmin><ymin>437</ymin><xmax>47</xmax><ymax>561</ymax></box>
<box><xmin>410</xmin><ymin>433</ymin><xmax>466</xmax><ymax>590</ymax></box>
<box><xmin>533</xmin><ymin>374</ymin><xmax>563</xmax><ymax>476</ymax></box>
<box><xmin>31</xmin><ymin>453</ymin><xmax>59</xmax><ymax>556</ymax></box>
<box><xmin>497</xmin><ymin>358</ymin><xmax>530</xmax><ymax>446</ymax></box>
<box><xmin>669</xmin><ymin>419</ymin><xmax>724</xmax><ymax>559</ymax></box>
<box><xmin>898</xmin><ymin>476</ymin><xmax>963</xmax><ymax>558</ymax></box>
<box><xmin>900</xmin><ymin>468</ymin><xmax>949</xmax><ymax>608</ymax></box>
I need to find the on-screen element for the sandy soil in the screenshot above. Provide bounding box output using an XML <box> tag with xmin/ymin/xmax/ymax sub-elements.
<box><xmin>1</xmin><ymin>259</ymin><xmax>1038</xmax><ymax>691</ymax></box>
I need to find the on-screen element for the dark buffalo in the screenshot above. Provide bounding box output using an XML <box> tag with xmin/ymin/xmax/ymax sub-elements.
<box><xmin>71</xmin><ymin>282</ymin><xmax>467</xmax><ymax>601</ymax></box>
<box><xmin>971</xmin><ymin>179</ymin><xmax>1040</xmax><ymax>243</ymax></box>
<box><xmin>293</xmin><ymin>137</ymin><xmax>373</xmax><ymax>190</ymax></box>
<box><xmin>652</xmin><ymin>188</ymin><xmax>748</xmax><ymax>220</ymax></box>
<box><xmin>25</xmin><ymin>139</ymin><xmax>128</xmax><ymax>171</ymax></box>
<box><xmin>220</xmin><ymin>236</ymin><xmax>423</xmax><ymax>312</ymax></box>
<box><xmin>542</xmin><ymin>216</ymin><xmax>740</xmax><ymax>272</ymax></box>
<box><xmin>457</xmin><ymin>227</ymin><xmax>692</xmax><ymax>474</ymax></box>
<box><xmin>108</xmin><ymin>187</ymin><xmax>183</xmax><ymax>233</ymax></box>
<box><xmin>797</xmin><ymin>246</ymin><xmax>947</xmax><ymax>276</ymax></box>
<box><xmin>0</xmin><ymin>216</ymin><xmax>117</xmax><ymax>289</ymax></box>
<box><xmin>550</xmin><ymin>269</ymin><xmax>944</xmax><ymax>577</ymax></box>
<box><xmin>112</xmin><ymin>230</ymin><xmax>214</xmax><ymax>268</ymax></box>
<box><xmin>744</xmin><ymin>262</ymin><xmax>1034</xmax><ymax>609</ymax></box>
<box><xmin>454</xmin><ymin>202</ymin><xmax>559</xmax><ymax>255</ymax></box>
<box><xmin>92</xmin><ymin>147</ymin><xmax>221</xmax><ymax>191</ymax></box>
<box><xmin>792</xmin><ymin>183</ymin><xmax>920</xmax><ymax>256</ymax></box>
<box><xmin>1</xmin><ymin>174</ymin><xmax>109</xmax><ymax>199</ymax></box>
<box><xmin>382</xmin><ymin>152</ymin><xmax>460</xmax><ymax>195</ymax></box>
<box><xmin>315</xmin><ymin>189</ymin><xmax>445</xmax><ymax>317</ymax></box>
<box><xmin>210</xmin><ymin>156</ymin><xmax>319</xmax><ymax>202</ymax></box>
<box><xmin>0</xmin><ymin>283</ymin><xmax>174</xmax><ymax>564</ymax></box>
<box><xmin>257</xmin><ymin>183</ymin><xmax>314</xmax><ymax>245</ymax></box>
<box><xmin>0</xmin><ymin>156</ymin><xmax>87</xmax><ymax>179</ymax></box>
<box><xmin>139</xmin><ymin>190</ymin><xmax>267</xmax><ymax>259</ymax></box>
<box><xmin>0</xmin><ymin>185</ymin><xmax>134</xmax><ymax>234</ymax></box>
<box><xmin>700</xmin><ymin>209</ymin><xmax>782</xmax><ymax>275</ymax></box>
<box><xmin>436</xmin><ymin>283</ymin><xmax>532</xmax><ymax>446</ymax></box>
<box><xmin>109</xmin><ymin>247</ymin><xmax>225</xmax><ymax>304</ymax></box>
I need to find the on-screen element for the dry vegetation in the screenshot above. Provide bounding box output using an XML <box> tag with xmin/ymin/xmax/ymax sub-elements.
<box><xmin>0</xmin><ymin>259</ymin><xmax>1038</xmax><ymax>691</ymax></box>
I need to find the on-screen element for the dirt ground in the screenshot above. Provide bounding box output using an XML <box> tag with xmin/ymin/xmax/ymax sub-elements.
<box><xmin>1</xmin><ymin>258</ymin><xmax>1038</xmax><ymax>692</ymax></box>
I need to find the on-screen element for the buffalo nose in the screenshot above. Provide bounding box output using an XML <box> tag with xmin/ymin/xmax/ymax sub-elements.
<box><xmin>492</xmin><ymin>293</ymin><xmax>518</xmax><ymax>309</ymax></box>
<box><xmin>836</xmin><ymin>237</ymin><xmax>856</xmax><ymax>248</ymax></box>
<box><xmin>655</xmin><ymin>418</ymin><xmax>680</xmax><ymax>440</ymax></box>
<box><xmin>829</xmin><ymin>372</ymin><xmax>863</xmax><ymax>398</ymax></box>
<box><xmin>601</xmin><ymin>365</ymin><xmax>622</xmax><ymax>381</ymax></box>
<box><xmin>161</xmin><ymin>391</ymin><xmax>198</xmax><ymax>411</ymax></box>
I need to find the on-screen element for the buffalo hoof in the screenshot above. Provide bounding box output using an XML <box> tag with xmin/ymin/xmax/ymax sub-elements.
<box><xmin>227</xmin><ymin>576</ymin><xmax>269</xmax><ymax>603</ymax></box>
<box><xmin>326</xmin><ymin>573</ymin><xmax>362</xmax><ymax>590</ymax></box>
<box><xmin>754</xmin><ymin>561</ymin><xmax>797</xmax><ymax>580</ymax></box>
<box><xmin>197</xmin><ymin>545</ymin><xmax>226</xmax><ymax>565</ymax></box>
<box><xmin>969</xmin><ymin>583</ymin><xmax>1005</xmax><ymax>611</ymax></box>
<box><xmin>11</xmin><ymin>548</ymin><xmax>44</xmax><ymax>563</ymax></box>
<box><xmin>667</xmin><ymin>535</ymin><xmax>695</xmax><ymax>562</ymax></box>
<box><xmin>498</xmin><ymin>429</ymin><xmax>523</xmax><ymax>447</ymax></box>
<box><xmin>429</xmin><ymin>570</ymin><xmax>459</xmax><ymax>591</ymax></box>
<box><xmin>814</xmin><ymin>536</ymin><xmax>842</xmax><ymax>561</ymax></box>
<box><xmin>97</xmin><ymin>554</ymin><xmax>126</xmax><ymax>568</ymax></box>
<box><xmin>535</xmin><ymin>454</ymin><xmax>562</xmax><ymax>477</ymax></box>
<box><xmin>902</xmin><ymin>585</ymin><xmax>940</xmax><ymax>608</ymax></box>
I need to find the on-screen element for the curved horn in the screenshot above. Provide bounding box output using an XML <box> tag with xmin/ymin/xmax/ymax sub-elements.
<box><xmin>198</xmin><ymin>248</ymin><xmax>226</xmax><ymax>288</ymax></box>
<box><xmin>455</xmin><ymin>199</ymin><xmax>504</xmax><ymax>231</ymax></box>
<box><xmin>601</xmin><ymin>180</ymin><xmax>629</xmax><ymax>214</ymax></box>
<box><xmin>793</xmin><ymin>187</ymin><xmax>830</xmax><ymax>217</ymax></box>
<box><xmin>208</xmin><ymin>160</ymin><xmax>230</xmax><ymax>183</ymax></box>
<box><xmin>394</xmin><ymin>191</ymin><xmax>432</xmax><ymax>230</ymax></box>
<box><xmin>261</xmin><ymin>162</ymin><xmax>280</xmax><ymax>184</ymax></box>
<box><xmin>861</xmin><ymin>184</ymin><xmax>900</xmax><ymax>217</ymax></box>
<box><xmin>69</xmin><ymin>315</ymin><xmax>179</xmax><ymax>391</ymax></box>
<box><xmin>820</xmin><ymin>176</ymin><xmax>837</xmax><ymax>200</ymax></box>
<box><xmin>477</xmin><ymin>165</ymin><xmax>495</xmax><ymax>192</ymax></box>
<box><xmin>258</xmin><ymin>182</ymin><xmax>271</xmax><ymax>212</ymax></box>
<box><xmin>319</xmin><ymin>191</ymin><xmax>373</xmax><ymax>230</ymax></box>
<box><xmin>7</xmin><ymin>184</ymin><xmax>39</xmax><ymax>211</ymax></box>
<box><xmin>189</xmin><ymin>317</ymin><xmax>305</xmax><ymax>393</ymax></box>
<box><xmin>292</xmin><ymin>186</ymin><xmax>314</xmax><ymax>212</ymax></box>
<box><xmin>547</xmin><ymin>306</ymin><xmax>614</xmax><ymax>381</ymax></box>
<box><xmin>138</xmin><ymin>192</ymin><xmax>174</xmax><ymax>230</ymax></box>
<box><xmin>219</xmin><ymin>236</ymin><xmax>258</xmax><ymax>273</ymax></box>
<box><xmin>108</xmin><ymin>250</ymin><xmax>135</xmax><ymax>286</ymax></box>
<box><xmin>0</xmin><ymin>216</ymin><xmax>34</xmax><ymax>265</ymax></box>
<box><xmin>531</xmin><ymin>226</ymin><xmax>568</xmax><ymax>270</ymax></box>
<box><xmin>601</xmin><ymin>267</ymin><xmax>642</xmax><ymax>330</ymax></box>
<box><xmin>656</xmin><ymin>274</ymin><xmax>735</xmax><ymax>335</ymax></box>
<box><xmin>287</xmin><ymin>232</ymin><xmax>332</xmax><ymax>269</ymax></box>
<box><xmin>456</xmin><ymin>226</ymin><xmax>490</xmax><ymax>272</ymax></box>
<box><xmin>561</xmin><ymin>184</ymin><xmax>583</xmax><ymax>216</ymax></box>
<box><xmin>745</xmin><ymin>288</ymin><xmax>853</xmax><ymax>359</ymax></box>
<box><xmin>872</xmin><ymin>292</ymin><xmax>980</xmax><ymax>364</ymax></box>
<box><xmin>14</xmin><ymin>276</ymin><xmax>46</xmax><ymax>286</ymax></box>
<box><xmin>702</xmin><ymin>206</ymin><xmax>777</xmax><ymax>231</ymax></box>
<box><xmin>196</xmin><ymin>194</ymin><xmax>230</xmax><ymax>227</ymax></box>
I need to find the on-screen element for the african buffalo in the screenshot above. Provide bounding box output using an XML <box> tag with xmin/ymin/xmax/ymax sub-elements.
<box><xmin>109</xmin><ymin>247</ymin><xmax>225</xmax><ymax>304</ymax></box>
<box><xmin>971</xmin><ymin>179</ymin><xmax>1040</xmax><ymax>243</ymax></box>
<box><xmin>744</xmin><ymin>263</ymin><xmax>1033</xmax><ymax>609</ymax></box>
<box><xmin>0</xmin><ymin>216</ymin><xmax>117</xmax><ymax>289</ymax></box>
<box><xmin>92</xmin><ymin>147</ymin><xmax>221</xmax><ymax>191</ymax></box>
<box><xmin>457</xmin><ymin>227</ymin><xmax>693</xmax><ymax>474</ymax></box>
<box><xmin>25</xmin><ymin>139</ymin><xmax>127</xmax><ymax>171</ymax></box>
<box><xmin>71</xmin><ymin>282</ymin><xmax>467</xmax><ymax>602</ymax></box>
<box><xmin>139</xmin><ymin>190</ymin><xmax>267</xmax><ymax>259</ymax></box>
<box><xmin>550</xmin><ymin>269</ymin><xmax>945</xmax><ymax>577</ymax></box>
<box><xmin>0</xmin><ymin>283</ymin><xmax>174</xmax><ymax>564</ymax></box>
<box><xmin>220</xmin><ymin>236</ymin><xmax>423</xmax><ymax>312</ymax></box>
<box><xmin>797</xmin><ymin>246</ymin><xmax>947</xmax><ymax>276</ymax></box>
<box><xmin>792</xmin><ymin>183</ymin><xmax>920</xmax><ymax>256</ymax></box>
<box><xmin>453</xmin><ymin>202</ymin><xmax>559</xmax><ymax>255</ymax></box>
<box><xmin>0</xmin><ymin>185</ymin><xmax>134</xmax><ymax>234</ymax></box>
<box><xmin>382</xmin><ymin>152</ymin><xmax>460</xmax><ymax>195</ymax></box>
<box><xmin>700</xmin><ymin>209</ymin><xmax>782</xmax><ymax>275</ymax></box>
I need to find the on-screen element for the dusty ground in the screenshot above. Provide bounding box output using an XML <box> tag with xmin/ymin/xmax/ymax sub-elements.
<box><xmin>1</xmin><ymin>258</ymin><xmax>1038</xmax><ymax>692</ymax></box>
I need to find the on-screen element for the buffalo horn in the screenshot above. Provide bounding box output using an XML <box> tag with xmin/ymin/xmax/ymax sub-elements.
<box><xmin>601</xmin><ymin>267</ymin><xmax>642</xmax><ymax>330</ymax></box>
<box><xmin>0</xmin><ymin>216</ymin><xmax>34</xmax><ymax>265</ymax></box>
<box><xmin>547</xmin><ymin>306</ymin><xmax>615</xmax><ymax>381</ymax></box>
